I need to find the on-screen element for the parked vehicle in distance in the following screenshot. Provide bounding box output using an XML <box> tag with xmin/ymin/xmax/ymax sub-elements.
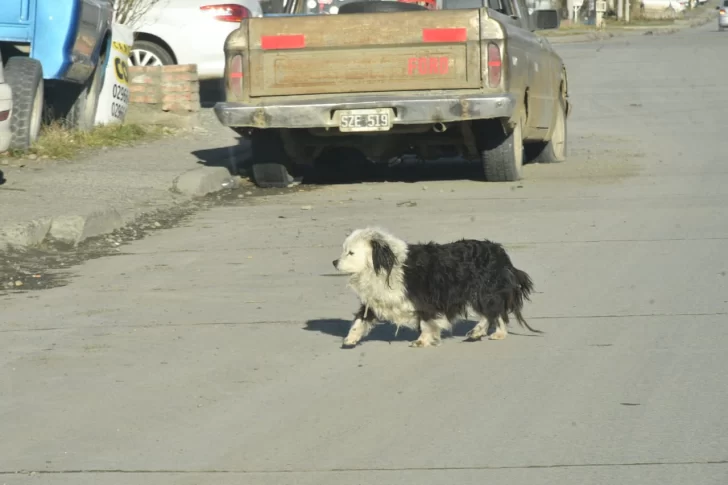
<box><xmin>718</xmin><ymin>1</ymin><xmax>728</xmax><ymax>31</ymax></box>
<box><xmin>0</xmin><ymin>0</ymin><xmax>113</xmax><ymax>150</ymax></box>
<box><xmin>215</xmin><ymin>0</ymin><xmax>570</xmax><ymax>188</ymax></box>
<box><xmin>128</xmin><ymin>1</ymin><xmax>264</xmax><ymax>80</ymax></box>
<box><xmin>0</xmin><ymin>53</ymin><xmax>13</xmax><ymax>153</ymax></box>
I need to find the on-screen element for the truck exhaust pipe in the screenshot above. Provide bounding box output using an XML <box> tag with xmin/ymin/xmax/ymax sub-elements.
<box><xmin>433</xmin><ymin>122</ymin><xmax>447</xmax><ymax>133</ymax></box>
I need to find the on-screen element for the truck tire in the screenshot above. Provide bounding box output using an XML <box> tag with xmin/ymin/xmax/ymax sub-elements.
<box><xmin>4</xmin><ymin>57</ymin><xmax>44</xmax><ymax>151</ymax></box>
<box><xmin>65</xmin><ymin>48</ymin><xmax>107</xmax><ymax>132</ymax></box>
<box><xmin>338</xmin><ymin>1</ymin><xmax>428</xmax><ymax>14</ymax></box>
<box><xmin>250</xmin><ymin>130</ymin><xmax>301</xmax><ymax>188</ymax></box>
<box><xmin>525</xmin><ymin>96</ymin><xmax>567</xmax><ymax>164</ymax></box>
<box><xmin>478</xmin><ymin>118</ymin><xmax>524</xmax><ymax>182</ymax></box>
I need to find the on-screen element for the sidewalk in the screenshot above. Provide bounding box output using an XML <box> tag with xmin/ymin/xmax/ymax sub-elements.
<box><xmin>0</xmin><ymin>110</ymin><xmax>246</xmax><ymax>250</ymax></box>
<box><xmin>544</xmin><ymin>5</ymin><xmax>716</xmax><ymax>44</ymax></box>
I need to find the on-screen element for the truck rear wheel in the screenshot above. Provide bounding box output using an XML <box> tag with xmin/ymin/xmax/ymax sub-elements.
<box><xmin>478</xmin><ymin>118</ymin><xmax>524</xmax><ymax>182</ymax></box>
<box><xmin>250</xmin><ymin>130</ymin><xmax>301</xmax><ymax>188</ymax></box>
<box><xmin>4</xmin><ymin>57</ymin><xmax>44</xmax><ymax>150</ymax></box>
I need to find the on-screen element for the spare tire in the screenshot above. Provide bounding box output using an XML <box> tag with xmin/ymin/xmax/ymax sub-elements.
<box><xmin>338</xmin><ymin>1</ymin><xmax>428</xmax><ymax>14</ymax></box>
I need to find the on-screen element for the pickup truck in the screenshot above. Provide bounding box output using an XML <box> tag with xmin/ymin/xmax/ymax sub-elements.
<box><xmin>0</xmin><ymin>0</ymin><xmax>113</xmax><ymax>150</ymax></box>
<box><xmin>214</xmin><ymin>0</ymin><xmax>571</xmax><ymax>188</ymax></box>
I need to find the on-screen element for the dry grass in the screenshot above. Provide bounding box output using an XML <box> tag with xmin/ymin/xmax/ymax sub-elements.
<box><xmin>6</xmin><ymin>122</ymin><xmax>172</xmax><ymax>160</ymax></box>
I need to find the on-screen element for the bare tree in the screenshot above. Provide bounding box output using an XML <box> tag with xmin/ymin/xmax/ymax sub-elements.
<box><xmin>113</xmin><ymin>0</ymin><xmax>165</xmax><ymax>28</ymax></box>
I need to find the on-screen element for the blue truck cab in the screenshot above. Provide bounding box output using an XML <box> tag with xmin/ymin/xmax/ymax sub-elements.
<box><xmin>0</xmin><ymin>0</ymin><xmax>114</xmax><ymax>150</ymax></box>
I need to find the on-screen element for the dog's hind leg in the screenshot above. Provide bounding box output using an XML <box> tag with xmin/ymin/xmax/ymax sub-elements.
<box><xmin>410</xmin><ymin>317</ymin><xmax>446</xmax><ymax>348</ymax></box>
<box><xmin>342</xmin><ymin>304</ymin><xmax>378</xmax><ymax>349</ymax></box>
<box><xmin>488</xmin><ymin>316</ymin><xmax>508</xmax><ymax>340</ymax></box>
<box><xmin>465</xmin><ymin>318</ymin><xmax>488</xmax><ymax>341</ymax></box>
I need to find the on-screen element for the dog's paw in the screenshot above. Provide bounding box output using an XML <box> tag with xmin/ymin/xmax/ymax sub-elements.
<box><xmin>488</xmin><ymin>330</ymin><xmax>508</xmax><ymax>340</ymax></box>
<box><xmin>409</xmin><ymin>339</ymin><xmax>438</xmax><ymax>348</ymax></box>
<box><xmin>465</xmin><ymin>328</ymin><xmax>486</xmax><ymax>341</ymax></box>
<box><xmin>341</xmin><ymin>338</ymin><xmax>359</xmax><ymax>349</ymax></box>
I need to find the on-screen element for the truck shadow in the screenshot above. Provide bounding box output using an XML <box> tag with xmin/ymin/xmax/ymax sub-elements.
<box><xmin>193</xmin><ymin>141</ymin><xmax>537</xmax><ymax>186</ymax></box>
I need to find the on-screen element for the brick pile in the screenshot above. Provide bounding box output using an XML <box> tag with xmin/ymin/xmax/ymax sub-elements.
<box><xmin>128</xmin><ymin>64</ymin><xmax>200</xmax><ymax>113</ymax></box>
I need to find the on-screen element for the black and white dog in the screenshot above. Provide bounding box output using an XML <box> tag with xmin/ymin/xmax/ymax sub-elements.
<box><xmin>332</xmin><ymin>227</ymin><xmax>541</xmax><ymax>348</ymax></box>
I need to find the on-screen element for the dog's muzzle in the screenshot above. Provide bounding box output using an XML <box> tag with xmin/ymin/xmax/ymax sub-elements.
<box><xmin>332</xmin><ymin>259</ymin><xmax>339</xmax><ymax>269</ymax></box>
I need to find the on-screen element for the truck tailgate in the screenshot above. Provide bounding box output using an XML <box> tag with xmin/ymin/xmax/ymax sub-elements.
<box><xmin>247</xmin><ymin>9</ymin><xmax>482</xmax><ymax>97</ymax></box>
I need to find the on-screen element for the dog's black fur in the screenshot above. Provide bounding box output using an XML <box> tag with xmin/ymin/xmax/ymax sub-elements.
<box><xmin>366</xmin><ymin>238</ymin><xmax>540</xmax><ymax>334</ymax></box>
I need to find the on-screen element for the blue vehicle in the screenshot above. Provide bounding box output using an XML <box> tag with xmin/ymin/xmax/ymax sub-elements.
<box><xmin>0</xmin><ymin>0</ymin><xmax>113</xmax><ymax>150</ymax></box>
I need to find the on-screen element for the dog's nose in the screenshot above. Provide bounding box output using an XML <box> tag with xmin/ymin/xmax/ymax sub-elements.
<box><xmin>332</xmin><ymin>259</ymin><xmax>339</xmax><ymax>268</ymax></box>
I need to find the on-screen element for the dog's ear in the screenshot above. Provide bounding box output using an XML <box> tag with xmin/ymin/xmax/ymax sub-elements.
<box><xmin>371</xmin><ymin>237</ymin><xmax>396</xmax><ymax>284</ymax></box>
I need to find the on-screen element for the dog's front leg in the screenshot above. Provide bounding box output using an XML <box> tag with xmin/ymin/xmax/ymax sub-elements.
<box><xmin>410</xmin><ymin>318</ymin><xmax>443</xmax><ymax>348</ymax></box>
<box><xmin>342</xmin><ymin>304</ymin><xmax>377</xmax><ymax>349</ymax></box>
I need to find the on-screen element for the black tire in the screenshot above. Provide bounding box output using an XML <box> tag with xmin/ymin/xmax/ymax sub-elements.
<box><xmin>129</xmin><ymin>40</ymin><xmax>175</xmax><ymax>66</ymax></box>
<box><xmin>478</xmin><ymin>118</ymin><xmax>524</xmax><ymax>182</ymax></box>
<box><xmin>524</xmin><ymin>96</ymin><xmax>567</xmax><ymax>164</ymax></box>
<box><xmin>4</xmin><ymin>57</ymin><xmax>44</xmax><ymax>150</ymax></box>
<box><xmin>338</xmin><ymin>1</ymin><xmax>428</xmax><ymax>14</ymax></box>
<box><xmin>250</xmin><ymin>130</ymin><xmax>300</xmax><ymax>188</ymax></box>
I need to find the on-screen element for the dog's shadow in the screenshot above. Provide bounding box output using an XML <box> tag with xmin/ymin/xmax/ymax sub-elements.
<box><xmin>304</xmin><ymin>318</ymin><xmax>543</xmax><ymax>343</ymax></box>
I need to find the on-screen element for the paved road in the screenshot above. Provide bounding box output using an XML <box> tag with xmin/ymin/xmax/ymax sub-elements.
<box><xmin>2</xmin><ymin>22</ymin><xmax>728</xmax><ymax>485</ymax></box>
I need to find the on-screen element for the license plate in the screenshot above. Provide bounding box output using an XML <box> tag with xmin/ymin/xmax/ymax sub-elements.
<box><xmin>337</xmin><ymin>108</ymin><xmax>393</xmax><ymax>132</ymax></box>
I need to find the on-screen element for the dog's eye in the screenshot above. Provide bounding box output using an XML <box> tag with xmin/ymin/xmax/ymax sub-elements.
<box><xmin>348</xmin><ymin>251</ymin><xmax>354</xmax><ymax>256</ymax></box>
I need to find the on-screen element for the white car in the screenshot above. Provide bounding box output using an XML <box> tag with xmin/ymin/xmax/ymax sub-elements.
<box><xmin>0</xmin><ymin>55</ymin><xmax>13</xmax><ymax>153</ymax></box>
<box><xmin>128</xmin><ymin>0</ymin><xmax>264</xmax><ymax>80</ymax></box>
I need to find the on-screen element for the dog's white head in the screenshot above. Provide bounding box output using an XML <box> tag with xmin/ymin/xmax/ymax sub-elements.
<box><xmin>332</xmin><ymin>227</ymin><xmax>408</xmax><ymax>282</ymax></box>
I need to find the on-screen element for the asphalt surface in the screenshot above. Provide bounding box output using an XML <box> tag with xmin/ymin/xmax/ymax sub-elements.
<box><xmin>2</xmin><ymin>20</ymin><xmax>728</xmax><ymax>485</ymax></box>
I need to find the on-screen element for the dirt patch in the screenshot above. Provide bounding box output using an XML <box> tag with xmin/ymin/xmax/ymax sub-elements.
<box><xmin>0</xmin><ymin>180</ymin><xmax>318</xmax><ymax>296</ymax></box>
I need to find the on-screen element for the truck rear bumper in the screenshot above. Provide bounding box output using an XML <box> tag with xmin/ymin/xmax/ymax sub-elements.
<box><xmin>214</xmin><ymin>93</ymin><xmax>516</xmax><ymax>130</ymax></box>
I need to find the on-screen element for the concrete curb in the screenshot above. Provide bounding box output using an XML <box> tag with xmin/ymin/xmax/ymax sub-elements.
<box><xmin>172</xmin><ymin>166</ymin><xmax>238</xmax><ymax>197</ymax></box>
<box><xmin>0</xmin><ymin>165</ymin><xmax>237</xmax><ymax>252</ymax></box>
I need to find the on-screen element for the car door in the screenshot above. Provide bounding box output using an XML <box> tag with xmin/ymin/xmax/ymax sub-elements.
<box><xmin>0</xmin><ymin>0</ymin><xmax>35</xmax><ymax>43</ymax></box>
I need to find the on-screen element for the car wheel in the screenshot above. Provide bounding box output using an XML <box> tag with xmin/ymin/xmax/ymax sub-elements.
<box><xmin>129</xmin><ymin>40</ymin><xmax>175</xmax><ymax>67</ymax></box>
<box><xmin>250</xmin><ymin>129</ymin><xmax>301</xmax><ymax>188</ymax></box>
<box><xmin>477</xmin><ymin>117</ymin><xmax>524</xmax><ymax>182</ymax></box>
<box><xmin>4</xmin><ymin>57</ymin><xmax>44</xmax><ymax>150</ymax></box>
<box><xmin>525</xmin><ymin>95</ymin><xmax>567</xmax><ymax>164</ymax></box>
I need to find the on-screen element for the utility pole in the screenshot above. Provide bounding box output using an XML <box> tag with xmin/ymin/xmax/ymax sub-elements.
<box><xmin>616</xmin><ymin>0</ymin><xmax>623</xmax><ymax>20</ymax></box>
<box><xmin>624</xmin><ymin>0</ymin><xmax>630</xmax><ymax>23</ymax></box>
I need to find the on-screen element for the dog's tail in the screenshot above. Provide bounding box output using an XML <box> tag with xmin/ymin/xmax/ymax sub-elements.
<box><xmin>508</xmin><ymin>268</ymin><xmax>542</xmax><ymax>334</ymax></box>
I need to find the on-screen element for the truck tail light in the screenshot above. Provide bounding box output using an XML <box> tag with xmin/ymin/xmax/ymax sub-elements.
<box><xmin>200</xmin><ymin>4</ymin><xmax>250</xmax><ymax>22</ymax></box>
<box><xmin>487</xmin><ymin>42</ymin><xmax>502</xmax><ymax>88</ymax></box>
<box><xmin>0</xmin><ymin>109</ymin><xmax>9</xmax><ymax>122</ymax></box>
<box><xmin>720</xmin><ymin>8</ymin><xmax>726</xmax><ymax>14</ymax></box>
<box><xmin>228</xmin><ymin>54</ymin><xmax>244</xmax><ymax>99</ymax></box>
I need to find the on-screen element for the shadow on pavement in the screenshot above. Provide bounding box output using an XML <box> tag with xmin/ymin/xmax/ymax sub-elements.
<box><xmin>304</xmin><ymin>317</ymin><xmax>491</xmax><ymax>342</ymax></box>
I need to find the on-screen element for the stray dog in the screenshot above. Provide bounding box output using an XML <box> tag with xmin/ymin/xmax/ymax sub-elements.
<box><xmin>332</xmin><ymin>227</ymin><xmax>540</xmax><ymax>348</ymax></box>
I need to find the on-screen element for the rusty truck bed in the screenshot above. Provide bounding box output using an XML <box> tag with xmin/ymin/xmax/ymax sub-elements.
<box><xmin>246</xmin><ymin>9</ymin><xmax>483</xmax><ymax>97</ymax></box>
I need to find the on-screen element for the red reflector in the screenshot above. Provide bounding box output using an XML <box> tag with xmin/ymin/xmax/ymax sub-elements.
<box><xmin>228</xmin><ymin>54</ymin><xmax>244</xmax><ymax>98</ymax></box>
<box><xmin>487</xmin><ymin>42</ymin><xmax>501</xmax><ymax>88</ymax></box>
<box><xmin>422</xmin><ymin>28</ymin><xmax>467</xmax><ymax>43</ymax></box>
<box><xmin>261</xmin><ymin>34</ymin><xmax>305</xmax><ymax>50</ymax></box>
